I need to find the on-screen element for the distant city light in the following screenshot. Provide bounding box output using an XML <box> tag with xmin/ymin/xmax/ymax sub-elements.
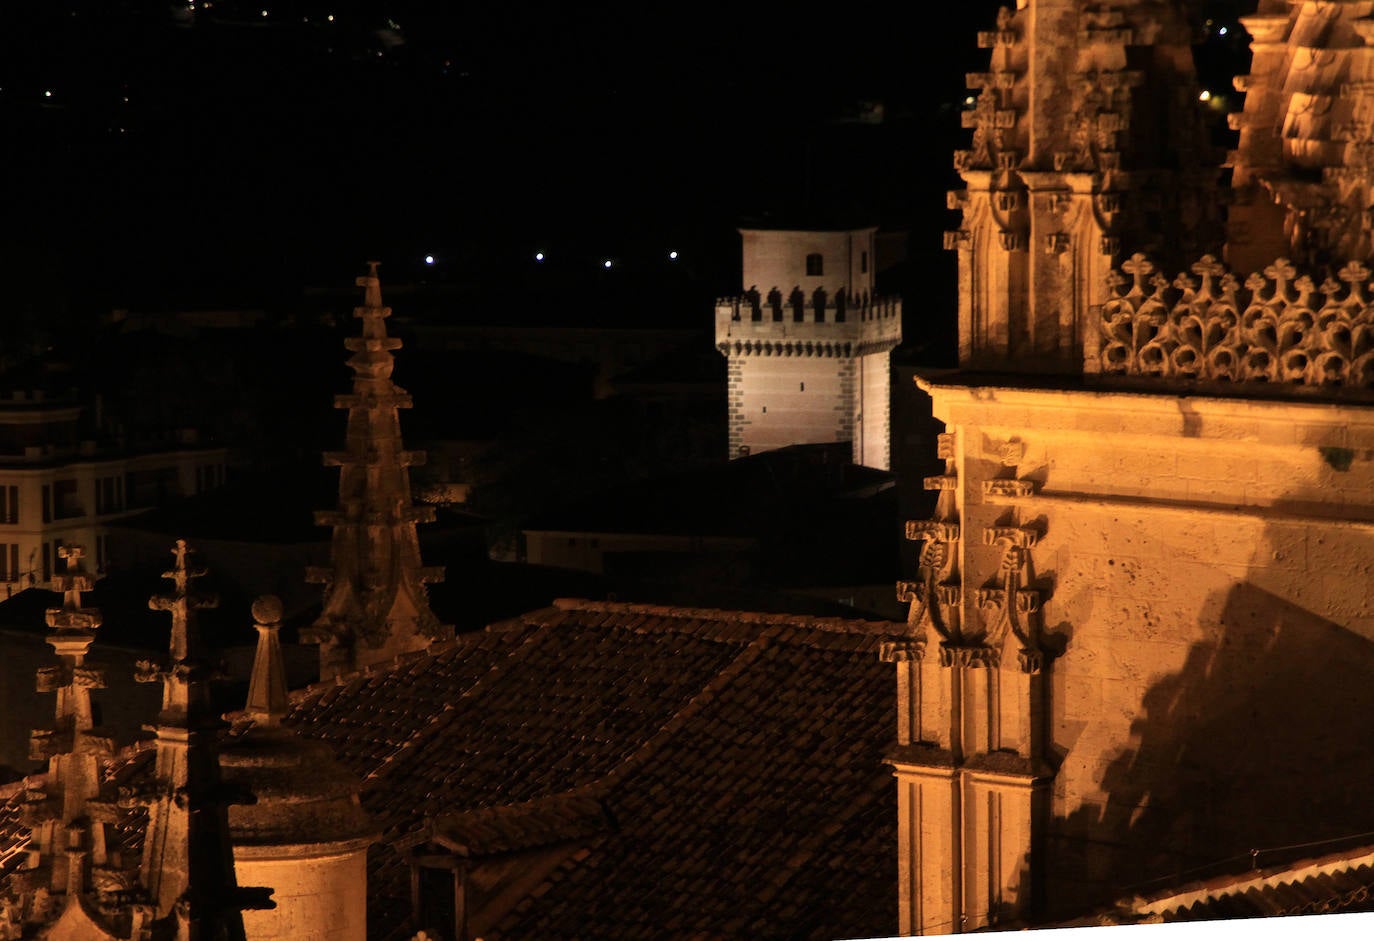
<box><xmin>603</xmin><ymin>260</ymin><xmax>613</xmax><ymax>269</ymax></box>
<box><xmin>327</xmin><ymin>14</ymin><xmax>335</xmax><ymax>22</ymax></box>
<box><xmin>964</xmin><ymin>96</ymin><xmax>975</xmax><ymax>107</ymax></box>
<box><xmin>261</xmin><ymin>9</ymin><xmax>269</xmax><ymax>17</ymax></box>
<box><xmin>669</xmin><ymin>251</ymin><xmax>679</xmax><ymax>260</ymax></box>
<box><xmin>534</xmin><ymin>252</ymin><xmax>545</xmax><ymax>262</ymax></box>
<box><xmin>1218</xmin><ymin>26</ymin><xmax>1229</xmax><ymax>36</ymax></box>
<box><xmin>424</xmin><ymin>255</ymin><xmax>435</xmax><ymax>265</ymax></box>
<box><xmin>43</xmin><ymin>90</ymin><xmax>52</xmax><ymax>98</ymax></box>
<box><xmin>1199</xmin><ymin>90</ymin><xmax>1212</xmax><ymax>102</ymax></box>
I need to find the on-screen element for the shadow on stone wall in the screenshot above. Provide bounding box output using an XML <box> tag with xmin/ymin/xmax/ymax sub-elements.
<box><xmin>1043</xmin><ymin>521</ymin><xmax>1374</xmax><ymax>917</ymax></box>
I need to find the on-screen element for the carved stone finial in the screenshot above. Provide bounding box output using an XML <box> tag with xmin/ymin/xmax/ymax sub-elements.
<box><xmin>244</xmin><ymin>595</ymin><xmax>289</xmax><ymax>726</ymax></box>
<box><xmin>150</xmin><ymin>538</ymin><xmax>216</xmax><ymax>664</ymax></box>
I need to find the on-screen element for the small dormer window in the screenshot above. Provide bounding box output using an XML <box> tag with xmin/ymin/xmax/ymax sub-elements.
<box><xmin>805</xmin><ymin>253</ymin><xmax>823</xmax><ymax>276</ymax></box>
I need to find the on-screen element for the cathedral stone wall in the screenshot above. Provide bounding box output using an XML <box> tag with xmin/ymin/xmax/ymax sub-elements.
<box><xmin>921</xmin><ymin>379</ymin><xmax>1374</xmax><ymax>914</ymax></box>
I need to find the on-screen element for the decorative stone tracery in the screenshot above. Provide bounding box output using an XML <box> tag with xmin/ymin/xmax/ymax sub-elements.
<box><xmin>1095</xmin><ymin>252</ymin><xmax>1374</xmax><ymax>388</ymax></box>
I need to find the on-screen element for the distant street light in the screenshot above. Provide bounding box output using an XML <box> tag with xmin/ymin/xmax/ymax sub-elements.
<box><xmin>603</xmin><ymin>260</ymin><xmax>613</xmax><ymax>269</ymax></box>
<box><xmin>534</xmin><ymin>252</ymin><xmax>545</xmax><ymax>262</ymax></box>
<box><xmin>669</xmin><ymin>251</ymin><xmax>679</xmax><ymax>260</ymax></box>
<box><xmin>424</xmin><ymin>255</ymin><xmax>435</xmax><ymax>265</ymax></box>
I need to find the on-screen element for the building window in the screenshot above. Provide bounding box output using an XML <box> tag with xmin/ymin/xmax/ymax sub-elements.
<box><xmin>194</xmin><ymin>463</ymin><xmax>224</xmax><ymax>494</ymax></box>
<box><xmin>1</xmin><ymin>544</ymin><xmax>16</xmax><ymax>582</ymax></box>
<box><xmin>96</xmin><ymin>476</ymin><xmax>122</xmax><ymax>516</ymax></box>
<box><xmin>42</xmin><ymin>542</ymin><xmax>51</xmax><ymax>583</ymax></box>
<box><xmin>42</xmin><ymin>484</ymin><xmax>51</xmax><ymax>524</ymax></box>
<box><xmin>96</xmin><ymin>534</ymin><xmax>110</xmax><ymax>572</ymax></box>
<box><xmin>861</xmin><ymin>250</ymin><xmax>868</xmax><ymax>274</ymax></box>
<box><xmin>53</xmin><ymin>479</ymin><xmax>82</xmax><ymax>520</ymax></box>
<box><xmin>805</xmin><ymin>253</ymin><xmax>823</xmax><ymax>276</ymax></box>
<box><xmin>0</xmin><ymin>486</ymin><xmax>16</xmax><ymax>524</ymax></box>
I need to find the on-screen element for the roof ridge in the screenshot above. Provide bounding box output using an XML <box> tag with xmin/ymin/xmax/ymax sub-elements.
<box><xmin>1120</xmin><ymin>842</ymin><xmax>1374</xmax><ymax>920</ymax></box>
<box><xmin>286</xmin><ymin>629</ymin><xmax>499</xmax><ymax>706</ymax></box>
<box><xmin>547</xmin><ymin>597</ymin><xmax>904</xmax><ymax>637</ymax></box>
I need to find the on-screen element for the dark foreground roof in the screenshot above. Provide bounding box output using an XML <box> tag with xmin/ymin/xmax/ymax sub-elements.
<box><xmin>287</xmin><ymin>598</ymin><xmax>902</xmax><ymax>940</ymax></box>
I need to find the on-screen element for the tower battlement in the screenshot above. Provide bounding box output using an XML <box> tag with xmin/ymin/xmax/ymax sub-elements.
<box><xmin>715</xmin><ymin>289</ymin><xmax>902</xmax><ymax>357</ymax></box>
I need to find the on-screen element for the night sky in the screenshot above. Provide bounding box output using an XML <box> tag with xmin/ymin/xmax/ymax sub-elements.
<box><xmin>4</xmin><ymin>2</ymin><xmax>1248</xmax><ymax>319</ymax></box>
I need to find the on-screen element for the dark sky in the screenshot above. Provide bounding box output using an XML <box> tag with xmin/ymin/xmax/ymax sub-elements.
<box><xmin>2</xmin><ymin>1</ymin><xmax>1245</xmax><ymax>316</ymax></box>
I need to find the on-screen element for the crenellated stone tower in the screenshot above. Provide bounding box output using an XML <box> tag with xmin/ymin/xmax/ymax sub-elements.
<box><xmin>715</xmin><ymin>226</ymin><xmax>902</xmax><ymax>469</ymax></box>
<box><xmin>305</xmin><ymin>262</ymin><xmax>451</xmax><ymax>679</ymax></box>
<box><xmin>897</xmin><ymin>1</ymin><xmax>1374</xmax><ymax>934</ymax></box>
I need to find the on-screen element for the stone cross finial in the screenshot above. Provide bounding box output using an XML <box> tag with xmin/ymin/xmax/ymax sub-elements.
<box><xmin>1263</xmin><ymin>258</ymin><xmax>1297</xmax><ymax>302</ymax></box>
<box><xmin>47</xmin><ymin>544</ymin><xmax>100</xmax><ymax>633</ymax></box>
<box><xmin>1121</xmin><ymin>253</ymin><xmax>1154</xmax><ymax>297</ymax></box>
<box><xmin>1339</xmin><ymin>260</ymin><xmax>1370</xmax><ymax>306</ymax></box>
<box><xmin>1191</xmin><ymin>255</ymin><xmax>1225</xmax><ymax>299</ymax></box>
<box><xmin>150</xmin><ymin>539</ymin><xmax>216</xmax><ymax>663</ymax></box>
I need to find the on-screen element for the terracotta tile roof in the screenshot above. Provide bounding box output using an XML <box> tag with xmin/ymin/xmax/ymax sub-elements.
<box><xmin>2</xmin><ymin>599</ymin><xmax>904</xmax><ymax>940</ymax></box>
<box><xmin>285</xmin><ymin>598</ymin><xmax>903</xmax><ymax>940</ymax></box>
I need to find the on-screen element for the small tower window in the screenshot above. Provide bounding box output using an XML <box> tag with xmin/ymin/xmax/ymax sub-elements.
<box><xmin>861</xmin><ymin>251</ymin><xmax>868</xmax><ymax>274</ymax></box>
<box><xmin>805</xmin><ymin>253</ymin><xmax>823</xmax><ymax>276</ymax></box>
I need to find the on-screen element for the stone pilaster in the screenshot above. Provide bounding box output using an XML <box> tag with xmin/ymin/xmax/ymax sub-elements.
<box><xmin>886</xmin><ymin>431</ymin><xmax>1055</xmax><ymax>934</ymax></box>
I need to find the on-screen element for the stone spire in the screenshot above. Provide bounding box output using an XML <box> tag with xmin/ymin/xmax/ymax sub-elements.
<box><xmin>2</xmin><ymin>546</ymin><xmax>113</xmax><ymax>930</ymax></box>
<box><xmin>305</xmin><ymin>261</ymin><xmax>450</xmax><ymax>679</ymax></box>
<box><xmin>127</xmin><ymin>539</ymin><xmax>264</xmax><ymax>940</ymax></box>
